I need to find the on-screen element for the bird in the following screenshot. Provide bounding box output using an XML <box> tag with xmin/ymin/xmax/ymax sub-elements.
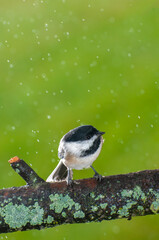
<box><xmin>46</xmin><ymin>125</ymin><xmax>105</xmax><ymax>185</ymax></box>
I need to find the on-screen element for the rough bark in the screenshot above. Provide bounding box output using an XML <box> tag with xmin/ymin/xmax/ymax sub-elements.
<box><xmin>0</xmin><ymin>157</ymin><xmax>158</xmax><ymax>234</ymax></box>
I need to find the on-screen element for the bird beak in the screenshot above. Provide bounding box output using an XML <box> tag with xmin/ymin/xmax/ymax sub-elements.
<box><xmin>97</xmin><ymin>131</ymin><xmax>105</xmax><ymax>136</ymax></box>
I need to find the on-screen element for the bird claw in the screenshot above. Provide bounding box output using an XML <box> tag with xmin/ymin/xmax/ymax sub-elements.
<box><xmin>66</xmin><ymin>178</ymin><xmax>73</xmax><ymax>186</ymax></box>
<box><xmin>93</xmin><ymin>173</ymin><xmax>102</xmax><ymax>182</ymax></box>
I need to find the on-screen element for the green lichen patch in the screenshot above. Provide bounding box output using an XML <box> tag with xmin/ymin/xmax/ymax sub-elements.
<box><xmin>91</xmin><ymin>206</ymin><xmax>98</xmax><ymax>212</ymax></box>
<box><xmin>62</xmin><ymin>212</ymin><xmax>66</xmax><ymax>218</ymax></box>
<box><xmin>90</xmin><ymin>192</ymin><xmax>95</xmax><ymax>198</ymax></box>
<box><xmin>73</xmin><ymin>211</ymin><xmax>85</xmax><ymax>218</ymax></box>
<box><xmin>44</xmin><ymin>215</ymin><xmax>54</xmax><ymax>224</ymax></box>
<box><xmin>30</xmin><ymin>202</ymin><xmax>44</xmax><ymax>225</ymax></box>
<box><xmin>3</xmin><ymin>203</ymin><xmax>29</xmax><ymax>228</ymax></box>
<box><xmin>121</xmin><ymin>186</ymin><xmax>146</xmax><ymax>202</ymax></box>
<box><xmin>133</xmin><ymin>186</ymin><xmax>146</xmax><ymax>201</ymax></box>
<box><xmin>110</xmin><ymin>205</ymin><xmax>116</xmax><ymax>215</ymax></box>
<box><xmin>49</xmin><ymin>193</ymin><xmax>82</xmax><ymax>215</ymax></box>
<box><xmin>150</xmin><ymin>200</ymin><xmax>159</xmax><ymax>214</ymax></box>
<box><xmin>137</xmin><ymin>205</ymin><xmax>144</xmax><ymax>215</ymax></box>
<box><xmin>100</xmin><ymin>203</ymin><xmax>108</xmax><ymax>209</ymax></box>
<box><xmin>121</xmin><ymin>189</ymin><xmax>133</xmax><ymax>198</ymax></box>
<box><xmin>0</xmin><ymin>202</ymin><xmax>44</xmax><ymax>229</ymax></box>
<box><xmin>118</xmin><ymin>201</ymin><xmax>137</xmax><ymax>218</ymax></box>
<box><xmin>95</xmin><ymin>194</ymin><xmax>104</xmax><ymax>201</ymax></box>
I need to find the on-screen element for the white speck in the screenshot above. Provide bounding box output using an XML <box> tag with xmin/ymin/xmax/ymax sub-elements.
<box><xmin>136</xmin><ymin>124</ymin><xmax>139</xmax><ymax>128</ymax></box>
<box><xmin>37</xmin><ymin>139</ymin><xmax>40</xmax><ymax>142</ymax></box>
<box><xmin>45</xmin><ymin>90</ymin><xmax>49</xmax><ymax>94</ymax></box>
<box><xmin>128</xmin><ymin>114</ymin><xmax>131</xmax><ymax>118</ymax></box>
<box><xmin>138</xmin><ymin>116</ymin><xmax>141</xmax><ymax>119</ymax></box>
<box><xmin>30</xmin><ymin>57</ymin><xmax>33</xmax><ymax>61</ymax></box>
<box><xmin>9</xmin><ymin>64</ymin><xmax>13</xmax><ymax>68</ymax></box>
<box><xmin>26</xmin><ymin>92</ymin><xmax>30</xmax><ymax>96</ymax></box>
<box><xmin>150</xmin><ymin>124</ymin><xmax>154</xmax><ymax>128</ymax></box>
<box><xmin>66</xmin><ymin>32</ymin><xmax>69</xmax><ymax>36</ymax></box>
<box><xmin>128</xmin><ymin>53</ymin><xmax>131</xmax><ymax>57</ymax></box>
<box><xmin>51</xmin><ymin>149</ymin><xmax>54</xmax><ymax>152</ymax></box>
<box><xmin>47</xmin><ymin>115</ymin><xmax>51</xmax><ymax>119</ymax></box>
<box><xmin>60</xmin><ymin>90</ymin><xmax>63</xmax><ymax>93</ymax></box>
<box><xmin>11</xmin><ymin>126</ymin><xmax>15</xmax><ymax>130</ymax></box>
<box><xmin>54</xmin><ymin>106</ymin><xmax>59</xmax><ymax>110</ymax></box>
<box><xmin>82</xmin><ymin>18</ymin><xmax>86</xmax><ymax>22</ymax></box>
<box><xmin>29</xmin><ymin>163</ymin><xmax>32</xmax><ymax>166</ymax></box>
<box><xmin>88</xmin><ymin>89</ymin><xmax>90</xmax><ymax>92</ymax></box>
<box><xmin>88</xmin><ymin>4</ymin><xmax>91</xmax><ymax>8</ymax></box>
<box><xmin>61</xmin><ymin>60</ymin><xmax>66</xmax><ymax>65</ymax></box>
<box><xmin>107</xmin><ymin>48</ymin><xmax>110</xmax><ymax>52</ymax></box>
<box><xmin>7</xmin><ymin>59</ymin><xmax>10</xmax><ymax>63</ymax></box>
<box><xmin>140</xmin><ymin>89</ymin><xmax>145</xmax><ymax>94</ymax></box>
<box><xmin>155</xmin><ymin>81</ymin><xmax>158</xmax><ymax>84</ymax></box>
<box><xmin>129</xmin><ymin>28</ymin><xmax>134</xmax><ymax>33</ymax></box>
<box><xmin>36</xmin><ymin>152</ymin><xmax>38</xmax><ymax>154</ymax></box>
<box><xmin>19</xmin><ymin>147</ymin><xmax>21</xmax><ymax>150</ymax></box>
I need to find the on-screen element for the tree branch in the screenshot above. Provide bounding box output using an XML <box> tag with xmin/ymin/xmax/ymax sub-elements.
<box><xmin>0</xmin><ymin>156</ymin><xmax>158</xmax><ymax>233</ymax></box>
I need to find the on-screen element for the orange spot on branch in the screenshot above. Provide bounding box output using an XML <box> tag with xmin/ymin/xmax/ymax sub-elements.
<box><xmin>8</xmin><ymin>156</ymin><xmax>20</xmax><ymax>164</ymax></box>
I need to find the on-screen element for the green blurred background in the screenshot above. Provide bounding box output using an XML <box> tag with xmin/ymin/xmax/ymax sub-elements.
<box><xmin>0</xmin><ymin>0</ymin><xmax>159</xmax><ymax>239</ymax></box>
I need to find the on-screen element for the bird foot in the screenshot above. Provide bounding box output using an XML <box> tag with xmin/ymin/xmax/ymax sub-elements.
<box><xmin>66</xmin><ymin>178</ymin><xmax>73</xmax><ymax>186</ymax></box>
<box><xmin>93</xmin><ymin>173</ymin><xmax>102</xmax><ymax>182</ymax></box>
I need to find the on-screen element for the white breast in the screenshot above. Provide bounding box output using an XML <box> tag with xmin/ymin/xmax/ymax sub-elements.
<box><xmin>62</xmin><ymin>139</ymin><xmax>103</xmax><ymax>170</ymax></box>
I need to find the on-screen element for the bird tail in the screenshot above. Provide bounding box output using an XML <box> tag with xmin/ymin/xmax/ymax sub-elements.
<box><xmin>46</xmin><ymin>160</ymin><xmax>72</xmax><ymax>182</ymax></box>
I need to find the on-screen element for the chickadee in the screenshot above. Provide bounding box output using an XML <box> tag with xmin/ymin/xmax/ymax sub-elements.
<box><xmin>46</xmin><ymin>125</ymin><xmax>105</xmax><ymax>185</ymax></box>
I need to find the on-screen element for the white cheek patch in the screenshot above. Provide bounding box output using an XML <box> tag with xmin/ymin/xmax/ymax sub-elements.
<box><xmin>64</xmin><ymin>135</ymin><xmax>97</xmax><ymax>157</ymax></box>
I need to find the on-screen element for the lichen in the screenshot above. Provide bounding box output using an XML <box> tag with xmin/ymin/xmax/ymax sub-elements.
<box><xmin>49</xmin><ymin>193</ymin><xmax>77</xmax><ymax>213</ymax></box>
<box><xmin>30</xmin><ymin>202</ymin><xmax>44</xmax><ymax>225</ymax></box>
<box><xmin>150</xmin><ymin>200</ymin><xmax>159</xmax><ymax>213</ymax></box>
<box><xmin>110</xmin><ymin>205</ymin><xmax>116</xmax><ymax>215</ymax></box>
<box><xmin>133</xmin><ymin>186</ymin><xmax>146</xmax><ymax>201</ymax></box>
<box><xmin>95</xmin><ymin>194</ymin><xmax>104</xmax><ymax>201</ymax></box>
<box><xmin>100</xmin><ymin>203</ymin><xmax>108</xmax><ymax>209</ymax></box>
<box><xmin>45</xmin><ymin>215</ymin><xmax>54</xmax><ymax>224</ymax></box>
<box><xmin>121</xmin><ymin>189</ymin><xmax>133</xmax><ymax>198</ymax></box>
<box><xmin>4</xmin><ymin>203</ymin><xmax>30</xmax><ymax>228</ymax></box>
<box><xmin>0</xmin><ymin>202</ymin><xmax>44</xmax><ymax>229</ymax></box>
<box><xmin>73</xmin><ymin>211</ymin><xmax>85</xmax><ymax>218</ymax></box>
<box><xmin>118</xmin><ymin>201</ymin><xmax>137</xmax><ymax>218</ymax></box>
<box><xmin>137</xmin><ymin>205</ymin><xmax>144</xmax><ymax>214</ymax></box>
<box><xmin>62</xmin><ymin>212</ymin><xmax>66</xmax><ymax>218</ymax></box>
<box><xmin>90</xmin><ymin>192</ymin><xmax>95</xmax><ymax>198</ymax></box>
<box><xmin>91</xmin><ymin>206</ymin><xmax>98</xmax><ymax>212</ymax></box>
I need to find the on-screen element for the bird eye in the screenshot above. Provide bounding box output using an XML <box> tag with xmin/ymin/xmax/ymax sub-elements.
<box><xmin>86</xmin><ymin>135</ymin><xmax>91</xmax><ymax>140</ymax></box>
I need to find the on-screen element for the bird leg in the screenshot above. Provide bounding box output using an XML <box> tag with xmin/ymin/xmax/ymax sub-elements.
<box><xmin>90</xmin><ymin>165</ymin><xmax>102</xmax><ymax>182</ymax></box>
<box><xmin>66</xmin><ymin>168</ymin><xmax>73</xmax><ymax>185</ymax></box>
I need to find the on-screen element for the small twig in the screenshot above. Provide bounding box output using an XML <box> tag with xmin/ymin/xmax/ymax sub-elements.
<box><xmin>8</xmin><ymin>156</ymin><xmax>45</xmax><ymax>186</ymax></box>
